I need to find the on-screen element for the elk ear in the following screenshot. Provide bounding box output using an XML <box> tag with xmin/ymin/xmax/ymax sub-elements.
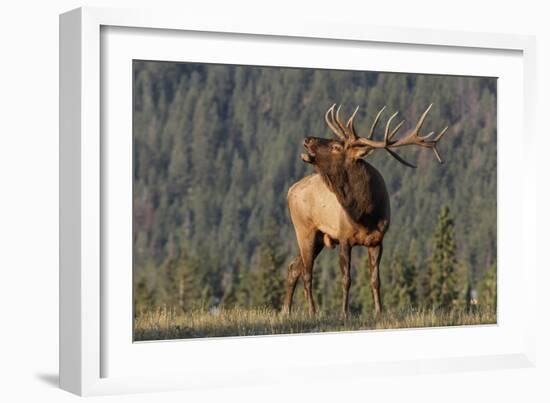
<box><xmin>349</xmin><ymin>145</ymin><xmax>373</xmax><ymax>160</ymax></box>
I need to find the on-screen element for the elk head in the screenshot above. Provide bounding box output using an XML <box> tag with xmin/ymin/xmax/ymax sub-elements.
<box><xmin>302</xmin><ymin>104</ymin><xmax>449</xmax><ymax>169</ymax></box>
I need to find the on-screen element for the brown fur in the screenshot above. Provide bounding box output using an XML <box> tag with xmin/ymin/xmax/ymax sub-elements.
<box><xmin>281</xmin><ymin>104</ymin><xmax>447</xmax><ymax>319</ymax></box>
<box><xmin>281</xmin><ymin>137</ymin><xmax>389</xmax><ymax>318</ymax></box>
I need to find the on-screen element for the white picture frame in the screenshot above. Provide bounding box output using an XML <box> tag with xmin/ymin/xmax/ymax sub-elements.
<box><xmin>59</xmin><ymin>6</ymin><xmax>537</xmax><ymax>396</ymax></box>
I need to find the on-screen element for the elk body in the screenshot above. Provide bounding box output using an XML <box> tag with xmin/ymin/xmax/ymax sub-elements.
<box><xmin>281</xmin><ymin>104</ymin><xmax>448</xmax><ymax>319</ymax></box>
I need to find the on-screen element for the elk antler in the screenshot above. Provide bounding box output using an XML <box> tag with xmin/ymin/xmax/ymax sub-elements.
<box><xmin>353</xmin><ymin>104</ymin><xmax>449</xmax><ymax>168</ymax></box>
<box><xmin>325</xmin><ymin>104</ymin><xmax>347</xmax><ymax>141</ymax></box>
<box><xmin>368</xmin><ymin>106</ymin><xmax>386</xmax><ymax>140</ymax></box>
<box><xmin>325</xmin><ymin>104</ymin><xmax>361</xmax><ymax>141</ymax></box>
<box><xmin>345</xmin><ymin>106</ymin><xmax>359</xmax><ymax>142</ymax></box>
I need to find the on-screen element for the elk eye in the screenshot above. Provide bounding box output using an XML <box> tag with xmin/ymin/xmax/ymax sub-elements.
<box><xmin>331</xmin><ymin>144</ymin><xmax>342</xmax><ymax>152</ymax></box>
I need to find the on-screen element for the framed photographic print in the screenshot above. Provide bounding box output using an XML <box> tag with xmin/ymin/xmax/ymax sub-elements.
<box><xmin>59</xmin><ymin>6</ymin><xmax>537</xmax><ymax>396</ymax></box>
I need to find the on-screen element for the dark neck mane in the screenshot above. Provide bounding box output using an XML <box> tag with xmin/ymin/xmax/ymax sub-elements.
<box><xmin>318</xmin><ymin>159</ymin><xmax>385</xmax><ymax>227</ymax></box>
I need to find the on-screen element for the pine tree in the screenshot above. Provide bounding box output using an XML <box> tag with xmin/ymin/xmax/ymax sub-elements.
<box><xmin>398</xmin><ymin>255</ymin><xmax>417</xmax><ymax>309</ymax></box>
<box><xmin>134</xmin><ymin>268</ymin><xmax>156</xmax><ymax>314</ymax></box>
<box><xmin>417</xmin><ymin>265</ymin><xmax>431</xmax><ymax>308</ymax></box>
<box><xmin>476</xmin><ymin>264</ymin><xmax>497</xmax><ymax>310</ymax></box>
<box><xmin>455</xmin><ymin>263</ymin><xmax>472</xmax><ymax>309</ymax></box>
<box><xmin>251</xmin><ymin>241</ymin><xmax>285</xmax><ymax>309</ymax></box>
<box><xmin>382</xmin><ymin>252</ymin><xmax>400</xmax><ymax>308</ymax></box>
<box><xmin>350</xmin><ymin>255</ymin><xmax>374</xmax><ymax>315</ymax></box>
<box><xmin>428</xmin><ymin>206</ymin><xmax>459</xmax><ymax>309</ymax></box>
<box><xmin>235</xmin><ymin>264</ymin><xmax>253</xmax><ymax>307</ymax></box>
<box><xmin>464</xmin><ymin>280</ymin><xmax>473</xmax><ymax>311</ymax></box>
<box><xmin>383</xmin><ymin>251</ymin><xmax>417</xmax><ymax>310</ymax></box>
<box><xmin>158</xmin><ymin>252</ymin><xmax>203</xmax><ymax>311</ymax></box>
<box><xmin>407</xmin><ymin>239</ymin><xmax>428</xmax><ymax>307</ymax></box>
<box><xmin>220</xmin><ymin>259</ymin><xmax>241</xmax><ymax>308</ymax></box>
<box><xmin>200</xmin><ymin>284</ymin><xmax>214</xmax><ymax>310</ymax></box>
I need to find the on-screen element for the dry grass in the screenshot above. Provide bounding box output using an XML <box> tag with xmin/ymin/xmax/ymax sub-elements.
<box><xmin>133</xmin><ymin>306</ymin><xmax>496</xmax><ymax>341</ymax></box>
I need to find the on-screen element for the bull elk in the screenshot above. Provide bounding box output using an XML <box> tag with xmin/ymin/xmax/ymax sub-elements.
<box><xmin>282</xmin><ymin>103</ymin><xmax>448</xmax><ymax>319</ymax></box>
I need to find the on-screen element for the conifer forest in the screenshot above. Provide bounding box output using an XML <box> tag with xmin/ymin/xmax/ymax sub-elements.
<box><xmin>132</xmin><ymin>60</ymin><xmax>497</xmax><ymax>340</ymax></box>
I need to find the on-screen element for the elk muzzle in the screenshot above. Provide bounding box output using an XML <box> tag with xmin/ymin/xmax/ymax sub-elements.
<box><xmin>301</xmin><ymin>137</ymin><xmax>316</xmax><ymax>164</ymax></box>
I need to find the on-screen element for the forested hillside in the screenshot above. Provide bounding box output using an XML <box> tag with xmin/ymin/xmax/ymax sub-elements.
<box><xmin>133</xmin><ymin>60</ymin><xmax>497</xmax><ymax>314</ymax></box>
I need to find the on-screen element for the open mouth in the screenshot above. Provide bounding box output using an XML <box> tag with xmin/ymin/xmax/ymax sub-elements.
<box><xmin>301</xmin><ymin>152</ymin><xmax>315</xmax><ymax>163</ymax></box>
<box><xmin>301</xmin><ymin>143</ymin><xmax>315</xmax><ymax>163</ymax></box>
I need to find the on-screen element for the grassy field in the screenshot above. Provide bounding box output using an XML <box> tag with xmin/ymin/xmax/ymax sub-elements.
<box><xmin>133</xmin><ymin>306</ymin><xmax>496</xmax><ymax>341</ymax></box>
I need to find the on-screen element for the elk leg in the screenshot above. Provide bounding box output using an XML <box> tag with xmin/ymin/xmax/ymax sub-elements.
<box><xmin>281</xmin><ymin>256</ymin><xmax>303</xmax><ymax>315</ymax></box>
<box><xmin>339</xmin><ymin>242</ymin><xmax>352</xmax><ymax>320</ymax></box>
<box><xmin>300</xmin><ymin>233</ymin><xmax>323</xmax><ymax>316</ymax></box>
<box><xmin>368</xmin><ymin>244</ymin><xmax>383</xmax><ymax>318</ymax></box>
